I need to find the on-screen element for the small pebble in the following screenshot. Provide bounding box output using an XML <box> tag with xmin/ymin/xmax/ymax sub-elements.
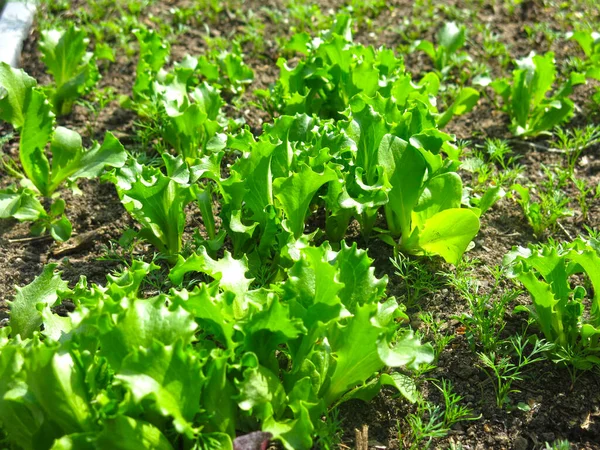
<box><xmin>513</xmin><ymin>436</ymin><xmax>528</xmax><ymax>450</ymax></box>
<box><xmin>540</xmin><ymin>432</ymin><xmax>555</xmax><ymax>442</ymax></box>
<box><xmin>495</xmin><ymin>432</ymin><xmax>509</xmax><ymax>444</ymax></box>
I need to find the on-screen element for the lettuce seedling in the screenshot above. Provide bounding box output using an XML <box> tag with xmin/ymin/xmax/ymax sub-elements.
<box><xmin>0</xmin><ymin>64</ymin><xmax>126</xmax><ymax>197</ymax></box>
<box><xmin>0</xmin><ymin>64</ymin><xmax>126</xmax><ymax>240</ymax></box>
<box><xmin>214</xmin><ymin>45</ymin><xmax>255</xmax><ymax>96</ymax></box>
<box><xmin>569</xmin><ymin>30</ymin><xmax>600</xmax><ymax>78</ymax></box>
<box><xmin>171</xmin><ymin>242</ymin><xmax>433</xmax><ymax>448</ymax></box>
<box><xmin>338</xmin><ymin>100</ymin><xmax>480</xmax><ymax>264</ymax></box>
<box><xmin>569</xmin><ymin>30</ymin><xmax>600</xmax><ymax>105</ymax></box>
<box><xmin>106</xmin><ymin>154</ymin><xmax>199</xmax><ymax>261</ymax></box>
<box><xmin>413</xmin><ymin>22</ymin><xmax>472</xmax><ymax>76</ymax></box>
<box><xmin>178</xmin><ymin>44</ymin><xmax>254</xmax><ymax>97</ymax></box>
<box><xmin>492</xmin><ymin>52</ymin><xmax>585</xmax><ymax>137</ymax></box>
<box><xmin>212</xmin><ymin>108</ymin><xmax>478</xmax><ymax>265</ymax></box>
<box><xmin>158</xmin><ymin>63</ymin><xmax>226</xmax><ymax>162</ymax></box>
<box><xmin>271</xmin><ymin>25</ymin><xmax>418</xmax><ymax>119</ymax></box>
<box><xmin>130</xmin><ymin>27</ymin><xmax>170</xmax><ymax>115</ymax></box>
<box><xmin>0</xmin><ymin>186</ymin><xmax>71</xmax><ymax>241</ymax></box>
<box><xmin>505</xmin><ymin>237</ymin><xmax>600</xmax><ymax>370</ymax></box>
<box><xmin>39</xmin><ymin>25</ymin><xmax>99</xmax><ymax>115</ymax></box>
<box><xmin>270</xmin><ymin>20</ymin><xmax>477</xmax><ymax>129</ymax></box>
<box><xmin>510</xmin><ymin>182</ymin><xmax>572</xmax><ymax>238</ymax></box>
<box><xmin>128</xmin><ymin>45</ymin><xmax>229</xmax><ymax>161</ymax></box>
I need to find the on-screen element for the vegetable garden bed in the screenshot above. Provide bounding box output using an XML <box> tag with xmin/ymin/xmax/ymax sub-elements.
<box><xmin>0</xmin><ymin>0</ymin><xmax>599</xmax><ymax>449</ymax></box>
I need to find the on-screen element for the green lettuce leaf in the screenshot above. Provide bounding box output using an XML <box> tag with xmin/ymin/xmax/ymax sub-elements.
<box><xmin>116</xmin><ymin>340</ymin><xmax>204</xmax><ymax>437</ymax></box>
<box><xmin>10</xmin><ymin>264</ymin><xmax>68</xmax><ymax>339</ymax></box>
<box><xmin>96</xmin><ymin>417</ymin><xmax>174</xmax><ymax>450</ymax></box>
<box><xmin>273</xmin><ymin>164</ymin><xmax>337</xmax><ymax>238</ymax></box>
<box><xmin>0</xmin><ymin>62</ymin><xmax>37</xmax><ymax>127</ymax></box>
<box><xmin>40</xmin><ymin>25</ymin><xmax>98</xmax><ymax>115</ymax></box>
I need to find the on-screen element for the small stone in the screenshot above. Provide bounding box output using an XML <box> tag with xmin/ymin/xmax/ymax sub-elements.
<box><xmin>540</xmin><ymin>433</ymin><xmax>555</xmax><ymax>442</ymax></box>
<box><xmin>23</xmin><ymin>253</ymin><xmax>38</xmax><ymax>262</ymax></box>
<box><xmin>495</xmin><ymin>432</ymin><xmax>509</xmax><ymax>444</ymax></box>
<box><xmin>457</xmin><ymin>366</ymin><xmax>477</xmax><ymax>380</ymax></box>
<box><xmin>410</xmin><ymin>318</ymin><xmax>422</xmax><ymax>329</ymax></box>
<box><xmin>513</xmin><ymin>436</ymin><xmax>528</xmax><ymax>450</ymax></box>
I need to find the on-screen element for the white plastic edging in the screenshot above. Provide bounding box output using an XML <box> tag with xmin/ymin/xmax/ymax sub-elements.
<box><xmin>0</xmin><ymin>0</ymin><xmax>37</xmax><ymax>67</ymax></box>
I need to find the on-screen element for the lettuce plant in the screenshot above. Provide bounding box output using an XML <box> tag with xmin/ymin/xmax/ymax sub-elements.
<box><xmin>157</xmin><ymin>60</ymin><xmax>227</xmax><ymax>162</ymax></box>
<box><xmin>195</xmin><ymin>44</ymin><xmax>254</xmax><ymax>96</ymax></box>
<box><xmin>106</xmin><ymin>154</ymin><xmax>199</xmax><ymax>261</ymax></box>
<box><xmin>492</xmin><ymin>52</ymin><xmax>585</xmax><ymax>137</ymax></box>
<box><xmin>336</xmin><ymin>100</ymin><xmax>480</xmax><ymax>264</ymax></box>
<box><xmin>266</xmin><ymin>19</ymin><xmax>478</xmax><ymax>127</ymax></box>
<box><xmin>128</xmin><ymin>39</ymin><xmax>230</xmax><ymax>162</ymax></box>
<box><xmin>569</xmin><ymin>30</ymin><xmax>600</xmax><ymax>79</ymax></box>
<box><xmin>569</xmin><ymin>30</ymin><xmax>600</xmax><ymax>105</ymax></box>
<box><xmin>272</xmin><ymin>32</ymin><xmax>407</xmax><ymax>119</ymax></box>
<box><xmin>200</xmin><ymin>119</ymin><xmax>336</xmax><ymax>272</ymax></box>
<box><xmin>0</xmin><ymin>187</ymin><xmax>71</xmax><ymax>241</ymax></box>
<box><xmin>203</xmin><ymin>109</ymin><xmax>478</xmax><ymax>266</ymax></box>
<box><xmin>505</xmin><ymin>237</ymin><xmax>600</xmax><ymax>370</ymax></box>
<box><xmin>131</xmin><ymin>27</ymin><xmax>252</xmax><ymax>110</ymax></box>
<box><xmin>131</xmin><ymin>27</ymin><xmax>171</xmax><ymax>115</ymax></box>
<box><xmin>413</xmin><ymin>22</ymin><xmax>472</xmax><ymax>76</ymax></box>
<box><xmin>510</xmin><ymin>182</ymin><xmax>572</xmax><ymax>238</ymax></box>
<box><xmin>0</xmin><ymin>242</ymin><xmax>432</xmax><ymax>449</ymax></box>
<box><xmin>0</xmin><ymin>64</ymin><xmax>126</xmax><ymax>241</ymax></box>
<box><xmin>39</xmin><ymin>25</ymin><xmax>99</xmax><ymax>115</ymax></box>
